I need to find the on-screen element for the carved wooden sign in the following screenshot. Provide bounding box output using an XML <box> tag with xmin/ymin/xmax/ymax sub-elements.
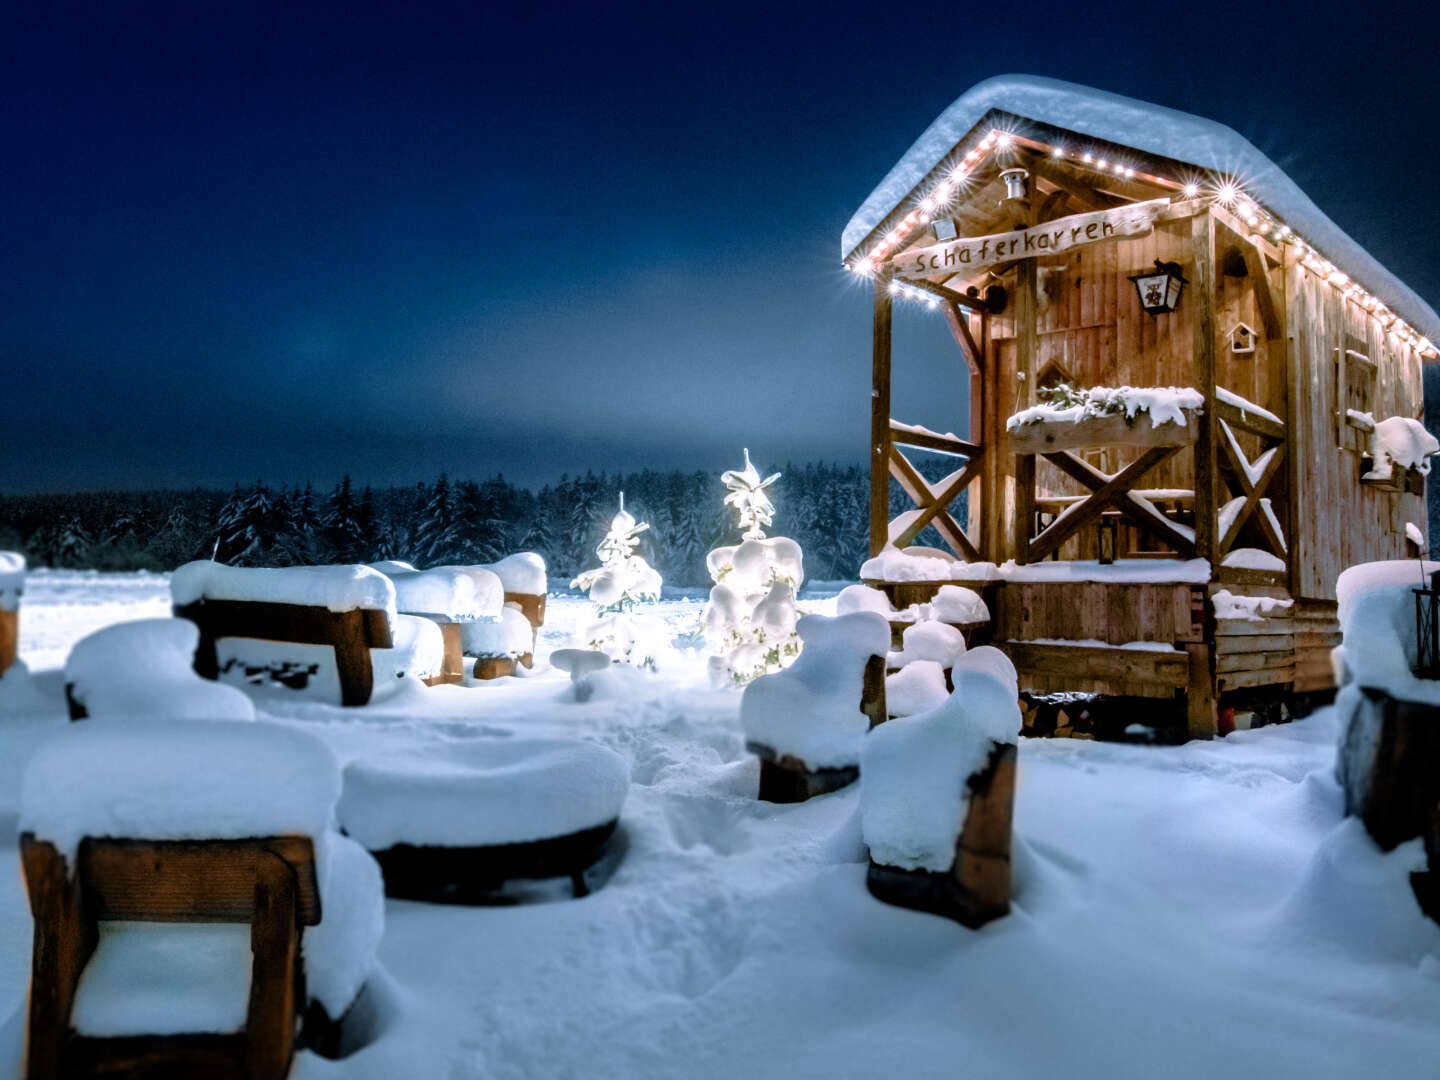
<box><xmin>893</xmin><ymin>198</ymin><xmax>1171</xmax><ymax>279</ymax></box>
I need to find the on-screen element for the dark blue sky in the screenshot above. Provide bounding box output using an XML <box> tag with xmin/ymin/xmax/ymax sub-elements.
<box><xmin>4</xmin><ymin>2</ymin><xmax>1436</xmax><ymax>493</ymax></box>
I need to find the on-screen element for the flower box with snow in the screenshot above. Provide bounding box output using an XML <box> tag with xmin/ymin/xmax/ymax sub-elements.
<box><xmin>861</xmin><ymin>667</ymin><xmax>1021</xmax><ymax>928</ymax></box>
<box><xmin>739</xmin><ymin>612</ymin><xmax>890</xmax><ymax>803</ymax></box>
<box><xmin>1359</xmin><ymin>416</ymin><xmax>1438</xmax><ymax>495</ymax></box>
<box><xmin>1006</xmin><ymin>386</ymin><xmax>1204</xmax><ymax>455</ymax></box>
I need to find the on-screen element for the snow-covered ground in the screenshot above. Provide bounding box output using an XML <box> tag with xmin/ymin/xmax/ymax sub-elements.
<box><xmin>2</xmin><ymin>571</ymin><xmax>1440</xmax><ymax>1078</ymax></box>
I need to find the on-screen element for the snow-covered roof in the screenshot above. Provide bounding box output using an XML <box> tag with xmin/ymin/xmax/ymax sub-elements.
<box><xmin>843</xmin><ymin>74</ymin><xmax>1440</xmax><ymax>345</ymax></box>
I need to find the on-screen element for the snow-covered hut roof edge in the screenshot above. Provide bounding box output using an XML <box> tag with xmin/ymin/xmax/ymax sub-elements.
<box><xmin>842</xmin><ymin>74</ymin><xmax>1440</xmax><ymax>345</ymax></box>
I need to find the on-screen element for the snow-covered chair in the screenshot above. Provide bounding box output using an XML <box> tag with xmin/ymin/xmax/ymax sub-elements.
<box><xmin>368</xmin><ymin>562</ymin><xmax>503</xmax><ymax>685</ymax></box>
<box><xmin>739</xmin><ymin>612</ymin><xmax>890</xmax><ymax>803</ymax></box>
<box><xmin>861</xmin><ymin>665</ymin><xmax>1020</xmax><ymax>929</ymax></box>
<box><xmin>0</xmin><ymin>550</ymin><xmax>24</xmax><ymax>677</ymax></box>
<box><xmin>17</xmin><ymin>721</ymin><xmax>383</xmax><ymax>1079</ymax></box>
<box><xmin>63</xmin><ymin>618</ymin><xmax>255</xmax><ymax>721</ymax></box>
<box><xmin>462</xmin><ymin>553</ymin><xmax>548</xmax><ymax>676</ymax></box>
<box><xmin>337</xmin><ymin>738</ymin><xmax>629</xmax><ymax>902</ymax></box>
<box><xmin>170</xmin><ymin>560</ymin><xmax>438</xmax><ymax>707</ymax></box>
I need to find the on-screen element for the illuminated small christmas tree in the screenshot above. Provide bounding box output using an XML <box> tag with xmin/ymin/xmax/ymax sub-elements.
<box><xmin>571</xmin><ymin>494</ymin><xmax>663</xmax><ymax>664</ymax></box>
<box><xmin>703</xmin><ymin>450</ymin><xmax>804</xmax><ymax>685</ymax></box>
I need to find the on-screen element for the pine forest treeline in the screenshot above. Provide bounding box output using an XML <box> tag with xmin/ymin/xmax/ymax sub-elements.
<box><xmin>0</xmin><ymin>465</ymin><xmax>962</xmax><ymax>587</ymax></box>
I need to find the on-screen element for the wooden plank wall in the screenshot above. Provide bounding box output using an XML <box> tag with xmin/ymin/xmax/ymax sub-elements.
<box><xmin>1289</xmin><ymin>263</ymin><xmax>1426</xmax><ymax>600</ymax></box>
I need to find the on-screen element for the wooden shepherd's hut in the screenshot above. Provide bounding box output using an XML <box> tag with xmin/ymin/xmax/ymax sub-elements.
<box><xmin>845</xmin><ymin>76</ymin><xmax>1439</xmax><ymax>739</ymax></box>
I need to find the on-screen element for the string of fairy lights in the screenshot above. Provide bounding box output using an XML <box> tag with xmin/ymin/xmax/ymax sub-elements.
<box><xmin>848</xmin><ymin>127</ymin><xmax>1437</xmax><ymax>359</ymax></box>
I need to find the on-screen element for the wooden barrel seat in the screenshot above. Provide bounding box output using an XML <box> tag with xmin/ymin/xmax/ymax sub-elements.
<box><xmin>336</xmin><ymin>739</ymin><xmax>629</xmax><ymax>903</ymax></box>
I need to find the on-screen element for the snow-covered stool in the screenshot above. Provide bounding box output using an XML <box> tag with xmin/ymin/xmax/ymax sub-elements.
<box><xmin>0</xmin><ymin>550</ymin><xmax>24</xmax><ymax>677</ymax></box>
<box><xmin>369</xmin><ymin>562</ymin><xmax>503</xmax><ymax>685</ymax></box>
<box><xmin>63</xmin><ymin>618</ymin><xmax>256</xmax><ymax>721</ymax></box>
<box><xmin>861</xmin><ymin>666</ymin><xmax>1021</xmax><ymax>929</ymax></box>
<box><xmin>463</xmin><ymin>606</ymin><xmax>540</xmax><ymax>679</ymax></box>
<box><xmin>16</xmin><ymin>721</ymin><xmax>380</xmax><ymax>1080</ymax></box>
<box><xmin>477</xmin><ymin>552</ymin><xmax>548</xmax><ymax>658</ymax></box>
<box><xmin>170</xmin><ymin>560</ymin><xmax>422</xmax><ymax>707</ymax></box>
<box><xmin>337</xmin><ymin>738</ymin><xmax>629</xmax><ymax>903</ymax></box>
<box><xmin>740</xmin><ymin>612</ymin><xmax>890</xmax><ymax>803</ymax></box>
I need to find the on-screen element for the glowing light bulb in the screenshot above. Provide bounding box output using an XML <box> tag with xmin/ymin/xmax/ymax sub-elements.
<box><xmin>888</xmin><ymin>280</ymin><xmax>899</xmax><ymax>295</ymax></box>
<box><xmin>854</xmin><ymin>258</ymin><xmax>872</xmax><ymax>276</ymax></box>
<box><xmin>996</xmin><ymin>133</ymin><xmax>1013</xmax><ymax>150</ymax></box>
<box><xmin>885</xmin><ymin>231</ymin><xmax>899</xmax><ymax>245</ymax></box>
<box><xmin>1216</xmin><ymin>181</ymin><xmax>1239</xmax><ymax>205</ymax></box>
<box><xmin>1095</xmin><ymin>158</ymin><xmax>1107</xmax><ymax>170</ymax></box>
<box><xmin>927</xmin><ymin>298</ymin><xmax>938</xmax><ymax>310</ymax></box>
<box><xmin>1051</xmin><ymin>145</ymin><xmax>1064</xmax><ymax>158</ymax></box>
<box><xmin>1082</xmin><ymin>152</ymin><xmax>1092</xmax><ymax>163</ymax></box>
<box><xmin>1182</xmin><ymin>181</ymin><xmax>1199</xmax><ymax>198</ymax></box>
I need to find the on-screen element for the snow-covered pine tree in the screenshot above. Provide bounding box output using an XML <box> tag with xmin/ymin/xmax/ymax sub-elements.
<box><xmin>415</xmin><ymin>473</ymin><xmax>465</xmax><ymax>566</ymax></box>
<box><xmin>702</xmin><ymin>449</ymin><xmax>804</xmax><ymax>685</ymax></box>
<box><xmin>570</xmin><ymin>493</ymin><xmax>664</xmax><ymax>665</ymax></box>
<box><xmin>324</xmin><ymin>475</ymin><xmax>364</xmax><ymax>563</ymax></box>
<box><xmin>215</xmin><ymin>481</ymin><xmax>279</xmax><ymax>566</ymax></box>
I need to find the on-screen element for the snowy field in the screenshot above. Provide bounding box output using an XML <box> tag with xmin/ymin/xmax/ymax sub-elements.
<box><xmin>3</xmin><ymin>571</ymin><xmax>1440</xmax><ymax>1078</ymax></box>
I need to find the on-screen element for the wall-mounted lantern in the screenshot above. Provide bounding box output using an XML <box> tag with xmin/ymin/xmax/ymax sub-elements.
<box><xmin>1128</xmin><ymin>260</ymin><xmax>1188</xmax><ymax>315</ymax></box>
<box><xmin>999</xmin><ymin>168</ymin><xmax>1029</xmax><ymax>201</ymax></box>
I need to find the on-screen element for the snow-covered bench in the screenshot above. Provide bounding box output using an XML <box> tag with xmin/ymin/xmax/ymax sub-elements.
<box><xmin>17</xmin><ymin>721</ymin><xmax>383</xmax><ymax>1079</ymax></box>
<box><xmin>63</xmin><ymin>618</ymin><xmax>256</xmax><ymax>721</ymax></box>
<box><xmin>861</xmin><ymin>665</ymin><xmax>1020</xmax><ymax>929</ymax></box>
<box><xmin>740</xmin><ymin>613</ymin><xmax>891</xmax><ymax>803</ymax></box>
<box><xmin>337</xmin><ymin>738</ymin><xmax>629</xmax><ymax>902</ymax></box>
<box><xmin>170</xmin><ymin>561</ymin><xmax>434</xmax><ymax>707</ymax></box>
<box><xmin>368</xmin><ymin>562</ymin><xmax>504</xmax><ymax>685</ymax></box>
<box><xmin>374</xmin><ymin>553</ymin><xmax>547</xmax><ymax>679</ymax></box>
<box><xmin>1</xmin><ymin>550</ymin><xmax>23</xmax><ymax>677</ymax></box>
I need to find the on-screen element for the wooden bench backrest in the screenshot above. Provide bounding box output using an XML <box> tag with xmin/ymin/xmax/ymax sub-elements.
<box><xmin>78</xmin><ymin>836</ymin><xmax>321</xmax><ymax>926</ymax></box>
<box><xmin>175</xmin><ymin>597</ymin><xmax>393</xmax><ymax>707</ymax></box>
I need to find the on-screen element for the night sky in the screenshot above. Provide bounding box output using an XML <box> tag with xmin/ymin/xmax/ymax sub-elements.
<box><xmin>4</xmin><ymin>2</ymin><xmax>1436</xmax><ymax>494</ymax></box>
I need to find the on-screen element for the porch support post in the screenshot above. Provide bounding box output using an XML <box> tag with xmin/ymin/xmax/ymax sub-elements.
<box><xmin>1191</xmin><ymin>212</ymin><xmax>1219</xmax><ymax>568</ymax></box>
<box><xmin>870</xmin><ymin>267</ymin><xmax>893</xmax><ymax>558</ymax></box>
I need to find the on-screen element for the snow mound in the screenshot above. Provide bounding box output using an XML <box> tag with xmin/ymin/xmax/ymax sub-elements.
<box><xmin>0</xmin><ymin>551</ymin><xmax>24</xmax><ymax>611</ymax></box>
<box><xmin>171</xmin><ymin>560</ymin><xmax>396</xmax><ymax>620</ymax></box>
<box><xmin>1365</xmin><ymin>417</ymin><xmax>1440</xmax><ymax>480</ymax></box>
<box><xmin>20</xmin><ymin>720</ymin><xmax>340</xmax><ymax>859</ymax></box>
<box><xmin>1222</xmin><ymin>548</ymin><xmax>1286</xmax><ymax>571</ymax></box>
<box><xmin>952</xmin><ymin>646</ymin><xmax>1019</xmax><ymax>702</ymax></box>
<box><xmin>461</xmin><ymin>607</ymin><xmax>535</xmax><ymax>658</ymax></box>
<box><xmin>836</xmin><ymin>584</ymin><xmax>894</xmax><ymax>618</ymax></box>
<box><xmin>885</xmin><ymin>660</ymin><xmax>949</xmax><ymax>717</ymax></box>
<box><xmin>306</xmin><ymin>832</ymin><xmax>386</xmax><ymax>1019</ymax></box>
<box><xmin>739</xmin><ymin>612</ymin><xmax>890</xmax><ymax>770</ymax></box>
<box><xmin>478</xmin><ymin>552</ymin><xmax>547</xmax><ymax>596</ymax></box>
<box><xmin>889</xmin><ymin>621</ymin><xmax>967</xmax><ymax>668</ymax></box>
<box><xmin>860</xmin><ymin>546</ymin><xmax>999</xmax><ymax>583</ymax></box>
<box><xmin>336</xmin><ymin>738</ymin><xmax>630</xmax><ymax>849</ymax></box>
<box><xmin>1213</xmin><ymin>589</ymin><xmax>1293</xmax><ymax>622</ymax></box>
<box><xmin>930</xmin><ymin>585</ymin><xmax>989</xmax><ymax>624</ymax></box>
<box><xmin>426</xmin><ymin>565</ymin><xmax>505</xmax><ymax>616</ymax></box>
<box><xmin>860</xmin><ymin>669</ymin><xmax>1020</xmax><ymax>873</ymax></box>
<box><xmin>65</xmin><ymin>618</ymin><xmax>255</xmax><ymax>721</ymax></box>
<box><xmin>841</xmin><ymin>73</ymin><xmax>1440</xmax><ymax>344</ymax></box>
<box><xmin>371</xmin><ymin>566</ymin><xmax>495</xmax><ymax>622</ymax></box>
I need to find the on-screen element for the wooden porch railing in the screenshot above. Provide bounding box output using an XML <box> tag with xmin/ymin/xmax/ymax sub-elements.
<box><xmin>886</xmin><ymin>421</ymin><xmax>982</xmax><ymax>560</ymax></box>
<box><xmin>1213</xmin><ymin>392</ymin><xmax>1288</xmax><ymax>564</ymax></box>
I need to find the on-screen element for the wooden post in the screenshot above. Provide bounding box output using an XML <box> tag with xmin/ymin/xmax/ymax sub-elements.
<box><xmin>332</xmin><ymin>609</ymin><xmax>376</xmax><ymax>708</ymax></box>
<box><xmin>0</xmin><ymin>607</ymin><xmax>16</xmax><ymax>676</ymax></box>
<box><xmin>1283</xmin><ymin>245</ymin><xmax>1304</xmax><ymax>598</ymax></box>
<box><xmin>247</xmin><ymin>854</ymin><xmax>300</xmax><ymax>1080</ymax></box>
<box><xmin>862</xmin><ymin>654</ymin><xmax>887</xmax><ymax>729</ymax></box>
<box><xmin>1185</xmin><ymin>642</ymin><xmax>1217</xmax><ymax>741</ymax></box>
<box><xmin>871</xmin><ymin>268</ymin><xmax>894</xmax><ymax>557</ymax></box>
<box><xmin>21</xmin><ymin>838</ymin><xmax>93</xmax><ymax>1080</ymax></box>
<box><xmin>1015</xmin><ymin>258</ymin><xmax>1037</xmax><ymax>411</ymax></box>
<box><xmin>1013</xmin><ymin>452</ymin><xmax>1035</xmax><ymax>565</ymax></box>
<box><xmin>1342</xmin><ymin>688</ymin><xmax>1440</xmax><ymax>850</ymax></box>
<box><xmin>1191</xmin><ymin>212</ymin><xmax>1219</xmax><ymax>569</ymax></box>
